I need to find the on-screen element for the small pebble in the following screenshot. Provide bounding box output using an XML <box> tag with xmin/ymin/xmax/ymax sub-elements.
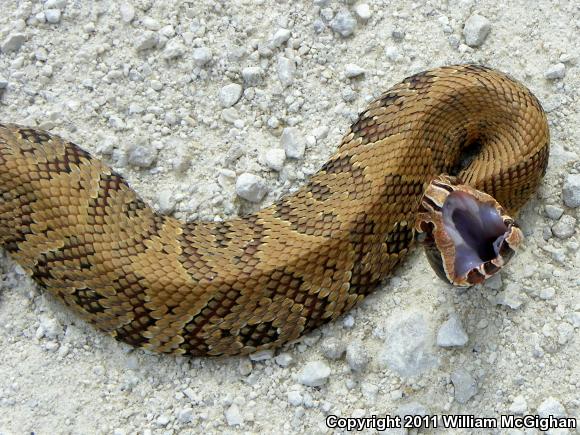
<box><xmin>155</xmin><ymin>415</ymin><xmax>170</xmax><ymax>427</ymax></box>
<box><xmin>313</xmin><ymin>19</ymin><xmax>326</xmax><ymax>33</ymax></box>
<box><xmin>391</xmin><ymin>29</ymin><xmax>406</xmax><ymax>41</ymax></box>
<box><xmin>119</xmin><ymin>3</ymin><xmax>135</xmax><ymax>23</ymax></box>
<box><xmin>346</xmin><ymin>340</ymin><xmax>369</xmax><ymax>372</ymax></box>
<box><xmin>37</xmin><ymin>315</ymin><xmax>63</xmax><ymax>339</ymax></box>
<box><xmin>183</xmin><ymin>388</ymin><xmax>198</xmax><ymax>402</ymax></box>
<box><xmin>1</xmin><ymin>33</ymin><xmax>26</xmax><ymax>53</ymax></box>
<box><xmin>330</xmin><ymin>11</ymin><xmax>357</xmax><ymax>37</ymax></box>
<box><xmin>463</xmin><ymin>14</ymin><xmax>491</xmax><ymax>47</ymax></box>
<box><xmin>451</xmin><ymin>369</ymin><xmax>478</xmax><ymax>403</ymax></box>
<box><xmin>496</xmin><ymin>286</ymin><xmax>524</xmax><ymax>309</ymax></box>
<box><xmin>437</xmin><ymin>315</ymin><xmax>469</xmax><ymax>347</ymax></box>
<box><xmin>225</xmin><ymin>143</ymin><xmax>244</xmax><ymax>165</ymax></box>
<box><xmin>484</xmin><ymin>273</ymin><xmax>503</xmax><ymax>290</ymax></box>
<box><xmin>141</xmin><ymin>17</ymin><xmax>161</xmax><ymax>31</ymax></box>
<box><xmin>98</xmin><ymin>369</ymin><xmax>122</xmax><ymax>385</ymax></box>
<box><xmin>267</xmin><ymin>116</ymin><xmax>280</xmax><ymax>129</ymax></box>
<box><xmin>44</xmin><ymin>341</ymin><xmax>59</xmax><ymax>352</ymax></box>
<box><xmin>321</xmin><ymin>337</ymin><xmax>346</xmax><ymax>360</ymax></box>
<box><xmin>0</xmin><ymin>77</ymin><xmax>8</xmax><ymax>89</ymax></box>
<box><xmin>242</xmin><ymin>67</ymin><xmax>263</xmax><ymax>87</ymax></box>
<box><xmin>539</xmin><ymin>287</ymin><xmax>556</xmax><ymax>300</ymax></box>
<box><xmin>552</xmin><ymin>215</ymin><xmax>576</xmax><ymax>239</ymax></box>
<box><xmin>343</xmin><ymin>315</ymin><xmax>355</xmax><ymax>328</ymax></box>
<box><xmin>249</xmin><ymin>349</ymin><xmax>274</xmax><ymax>361</ymax></box>
<box><xmin>192</xmin><ymin>47</ymin><xmax>212</xmax><ymax>66</ymax></box>
<box><xmin>125</xmin><ymin>355</ymin><xmax>139</xmax><ymax>370</ymax></box>
<box><xmin>235</xmin><ymin>173</ymin><xmax>268</xmax><ymax>203</ymax></box>
<box><xmin>342</xmin><ymin>87</ymin><xmax>356</xmax><ymax>102</ymax></box>
<box><xmin>157</xmin><ymin>189</ymin><xmax>176</xmax><ymax>214</ymax></box>
<box><xmin>298</xmin><ymin>361</ymin><xmax>331</xmax><ymax>387</ymax></box>
<box><xmin>361</xmin><ymin>382</ymin><xmax>379</xmax><ymax>403</ymax></box>
<box><xmin>45</xmin><ymin>9</ymin><xmax>61</xmax><ymax>24</ymax></box>
<box><xmin>448</xmin><ymin>35</ymin><xmax>460</xmax><ymax>49</ymax></box>
<box><xmin>173</xmin><ymin>146</ymin><xmax>193</xmax><ymax>174</ymax></box>
<box><xmin>219</xmin><ymin>83</ymin><xmax>243</xmax><ymax>108</ymax></box>
<box><xmin>110</xmin><ymin>114</ymin><xmax>127</xmax><ymax>131</ymax></box>
<box><xmin>177</xmin><ymin>407</ymin><xmax>194</xmax><ymax>424</ymax></box>
<box><xmin>162</xmin><ymin>39</ymin><xmax>185</xmax><ymax>59</ymax></box>
<box><xmin>545</xmin><ymin>205</ymin><xmax>564</xmax><ymax>220</ymax></box>
<box><xmin>222</xmin><ymin>108</ymin><xmax>239</xmax><ymax>124</ymax></box>
<box><xmin>287</xmin><ymin>390</ymin><xmax>303</xmax><ymax>406</ymax></box>
<box><xmin>354</xmin><ymin>3</ymin><xmax>371</xmax><ymax>21</ymax></box>
<box><xmin>135</xmin><ymin>31</ymin><xmax>158</xmax><ymax>51</ymax></box>
<box><xmin>378</xmin><ymin>311</ymin><xmax>437</xmax><ymax>377</ymax></box>
<box><xmin>45</xmin><ymin>0</ymin><xmax>66</xmax><ymax>8</ymax></box>
<box><xmin>126</xmin><ymin>143</ymin><xmax>158</xmax><ymax>168</ymax></box>
<box><xmin>385</xmin><ymin>46</ymin><xmax>401</xmax><ymax>62</ymax></box>
<box><xmin>537</xmin><ymin>397</ymin><xmax>566</xmax><ymax>418</ymax></box>
<box><xmin>562</xmin><ymin>174</ymin><xmax>580</xmax><ymax>208</ymax></box>
<box><xmin>277</xmin><ymin>56</ymin><xmax>296</xmax><ymax>86</ymax></box>
<box><xmin>150</xmin><ymin>80</ymin><xmax>163</xmax><ymax>91</ymax></box>
<box><xmin>568</xmin><ymin>314</ymin><xmax>580</xmax><ymax>333</ymax></box>
<box><xmin>396</xmin><ymin>402</ymin><xmax>428</xmax><ymax>417</ymax></box>
<box><xmin>313</xmin><ymin>126</ymin><xmax>329</xmax><ymax>140</ymax></box>
<box><xmin>238</xmin><ymin>359</ymin><xmax>253</xmax><ymax>376</ymax></box>
<box><xmin>36</xmin><ymin>13</ymin><xmax>48</xmax><ymax>24</ymax></box>
<box><xmin>319</xmin><ymin>6</ymin><xmax>333</xmax><ymax>21</ymax></box>
<box><xmin>224</xmin><ymin>404</ymin><xmax>244</xmax><ymax>426</ymax></box>
<box><xmin>275</xmin><ymin>352</ymin><xmax>294</xmax><ymax>367</ymax></box>
<box><xmin>345</xmin><ymin>64</ymin><xmax>365</xmax><ymax>78</ymax></box>
<box><xmin>509</xmin><ymin>395</ymin><xmax>528</xmax><ymax>414</ymax></box>
<box><xmin>281</xmin><ymin>127</ymin><xmax>306</xmax><ymax>159</ymax></box>
<box><xmin>264</xmin><ymin>148</ymin><xmax>286</xmax><ymax>171</ymax></box>
<box><xmin>557</xmin><ymin>322</ymin><xmax>574</xmax><ymax>345</ymax></box>
<box><xmin>271</xmin><ymin>28</ymin><xmax>291</xmax><ymax>48</ymax></box>
<box><xmin>544</xmin><ymin>63</ymin><xmax>566</xmax><ymax>80</ymax></box>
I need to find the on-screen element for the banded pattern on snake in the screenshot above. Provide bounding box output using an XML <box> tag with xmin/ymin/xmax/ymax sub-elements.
<box><xmin>0</xmin><ymin>65</ymin><xmax>549</xmax><ymax>356</ymax></box>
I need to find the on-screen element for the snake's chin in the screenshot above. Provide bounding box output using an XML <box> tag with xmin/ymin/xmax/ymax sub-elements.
<box><xmin>415</xmin><ymin>176</ymin><xmax>523</xmax><ymax>287</ymax></box>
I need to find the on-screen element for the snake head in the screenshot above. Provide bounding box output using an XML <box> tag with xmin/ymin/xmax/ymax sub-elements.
<box><xmin>414</xmin><ymin>175</ymin><xmax>523</xmax><ymax>287</ymax></box>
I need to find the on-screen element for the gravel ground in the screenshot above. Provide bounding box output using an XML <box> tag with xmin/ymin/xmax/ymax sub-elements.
<box><xmin>0</xmin><ymin>1</ymin><xmax>578</xmax><ymax>434</ymax></box>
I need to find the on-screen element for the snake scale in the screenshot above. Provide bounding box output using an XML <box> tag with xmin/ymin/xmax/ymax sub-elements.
<box><xmin>0</xmin><ymin>65</ymin><xmax>549</xmax><ymax>356</ymax></box>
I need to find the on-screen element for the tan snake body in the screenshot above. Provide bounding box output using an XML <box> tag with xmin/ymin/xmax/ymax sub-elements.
<box><xmin>0</xmin><ymin>65</ymin><xmax>549</xmax><ymax>356</ymax></box>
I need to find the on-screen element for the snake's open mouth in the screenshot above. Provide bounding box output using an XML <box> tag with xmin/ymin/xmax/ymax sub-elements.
<box><xmin>415</xmin><ymin>176</ymin><xmax>524</xmax><ymax>286</ymax></box>
<box><xmin>442</xmin><ymin>191</ymin><xmax>511</xmax><ymax>277</ymax></box>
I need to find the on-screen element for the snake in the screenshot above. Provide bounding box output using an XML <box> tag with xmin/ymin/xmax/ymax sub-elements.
<box><xmin>0</xmin><ymin>65</ymin><xmax>549</xmax><ymax>356</ymax></box>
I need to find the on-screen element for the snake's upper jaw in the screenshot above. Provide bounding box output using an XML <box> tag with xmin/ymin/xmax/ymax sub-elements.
<box><xmin>414</xmin><ymin>176</ymin><xmax>524</xmax><ymax>287</ymax></box>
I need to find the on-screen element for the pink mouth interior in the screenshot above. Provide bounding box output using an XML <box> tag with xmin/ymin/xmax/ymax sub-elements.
<box><xmin>442</xmin><ymin>191</ymin><xmax>509</xmax><ymax>277</ymax></box>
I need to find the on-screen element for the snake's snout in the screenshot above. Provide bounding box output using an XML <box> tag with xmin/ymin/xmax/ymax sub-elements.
<box><xmin>415</xmin><ymin>176</ymin><xmax>523</xmax><ymax>287</ymax></box>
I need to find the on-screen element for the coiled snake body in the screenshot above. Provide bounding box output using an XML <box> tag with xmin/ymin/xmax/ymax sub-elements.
<box><xmin>0</xmin><ymin>65</ymin><xmax>549</xmax><ymax>356</ymax></box>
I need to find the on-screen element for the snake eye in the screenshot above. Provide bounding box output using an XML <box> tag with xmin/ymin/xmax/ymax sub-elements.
<box><xmin>505</xmin><ymin>219</ymin><xmax>519</xmax><ymax>230</ymax></box>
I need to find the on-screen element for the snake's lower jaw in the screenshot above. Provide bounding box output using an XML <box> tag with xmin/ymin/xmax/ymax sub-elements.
<box><xmin>415</xmin><ymin>176</ymin><xmax>524</xmax><ymax>287</ymax></box>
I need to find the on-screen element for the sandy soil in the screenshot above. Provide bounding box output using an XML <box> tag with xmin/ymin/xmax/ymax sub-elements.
<box><xmin>0</xmin><ymin>0</ymin><xmax>578</xmax><ymax>434</ymax></box>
